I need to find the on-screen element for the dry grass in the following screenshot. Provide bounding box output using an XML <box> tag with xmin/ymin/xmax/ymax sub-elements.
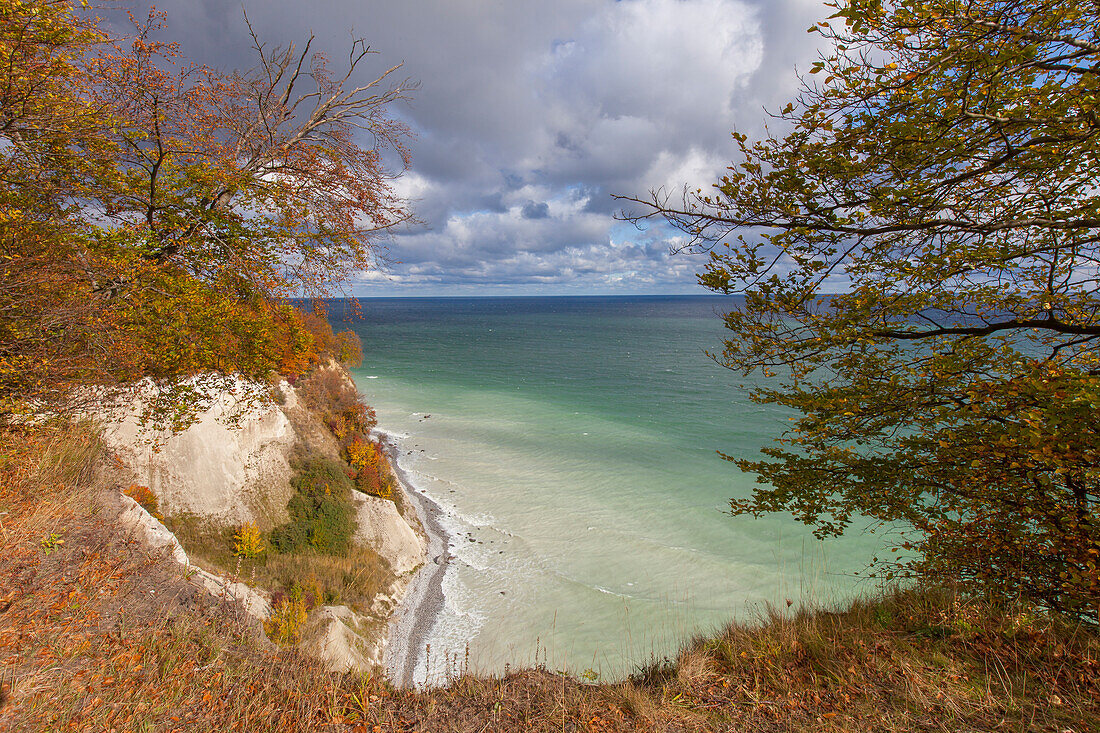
<box><xmin>163</xmin><ymin>502</ymin><xmax>395</xmax><ymax>611</ymax></box>
<box><xmin>261</xmin><ymin>545</ymin><xmax>394</xmax><ymax>608</ymax></box>
<box><xmin>2</xmin><ymin>421</ymin><xmax>1098</xmax><ymax>732</ymax></box>
<box><xmin>0</xmin><ymin>422</ymin><xmax>355</xmax><ymax>731</ymax></box>
<box><xmin>622</xmin><ymin>590</ymin><xmax>1100</xmax><ymax>731</ymax></box>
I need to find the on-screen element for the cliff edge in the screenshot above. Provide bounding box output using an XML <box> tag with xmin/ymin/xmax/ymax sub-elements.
<box><xmin>96</xmin><ymin>363</ymin><xmax>427</xmax><ymax>673</ymax></box>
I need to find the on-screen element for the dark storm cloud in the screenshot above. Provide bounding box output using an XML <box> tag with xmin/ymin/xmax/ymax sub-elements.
<box><xmin>114</xmin><ymin>0</ymin><xmax>830</xmax><ymax>294</ymax></box>
<box><xmin>521</xmin><ymin>201</ymin><xmax>550</xmax><ymax>220</ymax></box>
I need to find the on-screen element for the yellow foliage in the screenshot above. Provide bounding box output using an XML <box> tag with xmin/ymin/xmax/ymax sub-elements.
<box><xmin>300</xmin><ymin>575</ymin><xmax>325</xmax><ymax>609</ymax></box>
<box><xmin>233</xmin><ymin>522</ymin><xmax>266</xmax><ymax>559</ymax></box>
<box><xmin>345</xmin><ymin>437</ymin><xmax>379</xmax><ymax>470</ymax></box>
<box><xmin>332</xmin><ymin>414</ymin><xmax>350</xmax><ymax>441</ymax></box>
<box><xmin>344</xmin><ymin>436</ymin><xmax>367</xmax><ymax>468</ymax></box>
<box><xmin>374</xmin><ymin>472</ymin><xmax>395</xmax><ymax>501</ymax></box>
<box><xmin>264</xmin><ymin>596</ymin><xmax>307</xmax><ymax>645</ymax></box>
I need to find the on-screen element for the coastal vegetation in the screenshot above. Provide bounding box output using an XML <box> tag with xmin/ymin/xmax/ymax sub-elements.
<box><xmin>1</xmin><ymin>1</ymin><xmax>1098</xmax><ymax>731</ymax></box>
<box><xmin>0</xmin><ymin>0</ymin><xmax>411</xmax><ymax>667</ymax></box>
<box><xmin>625</xmin><ymin>0</ymin><xmax>1100</xmax><ymax>622</ymax></box>
<box><xmin>2</xmin><ymin>423</ymin><xmax>1097</xmax><ymax>729</ymax></box>
<box><xmin>156</xmin><ymin>361</ymin><xmax>401</xmax><ymax>635</ymax></box>
<box><xmin>0</xmin><ymin>0</ymin><xmax>411</xmax><ymax>422</ymax></box>
<box><xmin>292</xmin><ymin>347</ymin><xmax>400</xmax><ymax>502</ymax></box>
<box><xmin>271</xmin><ymin>458</ymin><xmax>358</xmax><ymax>556</ymax></box>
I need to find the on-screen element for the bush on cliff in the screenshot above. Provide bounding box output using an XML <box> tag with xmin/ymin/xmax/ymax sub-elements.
<box><xmin>297</xmin><ymin>367</ymin><xmax>377</xmax><ymax>442</ymax></box>
<box><xmin>271</xmin><ymin>458</ymin><xmax>357</xmax><ymax>556</ymax></box>
<box><xmin>344</xmin><ymin>436</ymin><xmax>396</xmax><ymax>500</ymax></box>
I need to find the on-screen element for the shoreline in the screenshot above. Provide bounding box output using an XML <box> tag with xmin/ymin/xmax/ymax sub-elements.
<box><xmin>378</xmin><ymin>430</ymin><xmax>452</xmax><ymax>688</ymax></box>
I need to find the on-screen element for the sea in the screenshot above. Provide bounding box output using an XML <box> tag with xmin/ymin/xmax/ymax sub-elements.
<box><xmin>330</xmin><ymin>295</ymin><xmax>886</xmax><ymax>685</ymax></box>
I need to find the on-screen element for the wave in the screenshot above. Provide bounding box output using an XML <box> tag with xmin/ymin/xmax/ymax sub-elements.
<box><xmin>371</xmin><ymin>426</ymin><xmax>411</xmax><ymax>441</ymax></box>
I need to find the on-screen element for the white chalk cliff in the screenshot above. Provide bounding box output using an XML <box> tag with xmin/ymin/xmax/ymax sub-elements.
<box><xmin>101</xmin><ymin>370</ymin><xmax>426</xmax><ymax>673</ymax></box>
<box><xmin>100</xmin><ymin>376</ymin><xmax>297</xmax><ymax>528</ymax></box>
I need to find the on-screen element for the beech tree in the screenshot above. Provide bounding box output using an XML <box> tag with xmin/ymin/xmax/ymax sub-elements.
<box><xmin>0</xmin><ymin>4</ymin><xmax>412</xmax><ymax>415</ymax></box>
<box><xmin>623</xmin><ymin>0</ymin><xmax>1100</xmax><ymax>618</ymax></box>
<box><xmin>86</xmin><ymin>12</ymin><xmax>413</xmax><ymax>301</ymax></box>
<box><xmin>0</xmin><ymin>0</ymin><xmax>116</xmax><ymax>415</ymax></box>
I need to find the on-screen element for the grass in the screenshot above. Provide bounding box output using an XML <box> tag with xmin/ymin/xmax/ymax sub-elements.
<box><xmin>153</xmin><ymin>364</ymin><xmax>400</xmax><ymax>650</ymax></box>
<box><xmin>623</xmin><ymin>589</ymin><xmax>1100</xmax><ymax>731</ymax></box>
<box><xmin>0</xmin><ymin>421</ymin><xmax>354</xmax><ymax>731</ymax></box>
<box><xmin>162</xmin><ymin>509</ymin><xmax>395</xmax><ymax>611</ymax></box>
<box><xmin>2</xmin><ymin>420</ymin><xmax>1098</xmax><ymax>731</ymax></box>
<box><xmin>262</xmin><ymin>546</ymin><xmax>394</xmax><ymax>608</ymax></box>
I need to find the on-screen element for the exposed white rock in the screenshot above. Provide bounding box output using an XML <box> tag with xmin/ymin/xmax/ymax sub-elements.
<box><xmin>301</xmin><ymin>605</ymin><xmax>384</xmax><ymax>672</ymax></box>
<box><xmin>275</xmin><ymin>379</ymin><xmax>299</xmax><ymax>410</ymax></box>
<box><xmin>98</xmin><ymin>376</ymin><xmax>296</xmax><ymax>528</ymax></box>
<box><xmin>101</xmin><ymin>367</ymin><xmax>430</xmax><ymax>676</ymax></box>
<box><xmin>370</xmin><ymin>592</ymin><xmax>396</xmax><ymax>618</ymax></box>
<box><xmin>118</xmin><ymin>494</ymin><xmax>189</xmax><ymax>565</ymax></box>
<box><xmin>191</xmin><ymin>567</ymin><xmax>272</xmax><ymax>621</ymax></box>
<box><xmin>117</xmin><ymin>493</ymin><xmax>271</xmax><ymax>621</ymax></box>
<box><xmin>352</xmin><ymin>490</ymin><xmax>426</xmax><ymax>575</ymax></box>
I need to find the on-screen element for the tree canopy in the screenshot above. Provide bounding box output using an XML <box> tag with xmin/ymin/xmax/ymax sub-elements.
<box><xmin>0</xmin><ymin>3</ymin><xmax>411</xmax><ymax>416</ymax></box>
<box><xmin>624</xmin><ymin>0</ymin><xmax>1100</xmax><ymax>619</ymax></box>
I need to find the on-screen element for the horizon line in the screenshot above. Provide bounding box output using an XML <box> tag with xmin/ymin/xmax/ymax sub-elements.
<box><xmin>301</xmin><ymin>292</ymin><xmax>746</xmax><ymax>299</ymax></box>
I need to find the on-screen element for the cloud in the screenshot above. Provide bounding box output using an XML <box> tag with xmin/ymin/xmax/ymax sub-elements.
<box><xmin>111</xmin><ymin>0</ymin><xmax>832</xmax><ymax>294</ymax></box>
<box><xmin>521</xmin><ymin>201</ymin><xmax>550</xmax><ymax>220</ymax></box>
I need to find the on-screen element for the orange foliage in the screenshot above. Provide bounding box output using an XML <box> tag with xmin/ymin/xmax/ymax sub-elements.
<box><xmin>298</xmin><ymin>367</ymin><xmax>377</xmax><ymax>437</ymax></box>
<box><xmin>123</xmin><ymin>484</ymin><xmax>159</xmax><ymax>517</ymax></box>
<box><xmin>300</xmin><ymin>305</ymin><xmax>365</xmax><ymax>370</ymax></box>
<box><xmin>0</xmin><ymin>4</ymin><xmax>410</xmax><ymax>418</ymax></box>
<box><xmin>352</xmin><ymin>443</ymin><xmax>393</xmax><ymax>500</ymax></box>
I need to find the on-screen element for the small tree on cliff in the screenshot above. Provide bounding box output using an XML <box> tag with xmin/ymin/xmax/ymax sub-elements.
<box><xmin>622</xmin><ymin>0</ymin><xmax>1100</xmax><ymax>618</ymax></box>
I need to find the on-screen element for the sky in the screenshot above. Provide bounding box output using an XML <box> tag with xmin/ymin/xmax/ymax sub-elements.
<box><xmin>112</xmin><ymin>0</ymin><xmax>830</xmax><ymax>296</ymax></box>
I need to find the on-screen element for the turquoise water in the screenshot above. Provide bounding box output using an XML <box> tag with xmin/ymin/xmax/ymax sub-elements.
<box><xmin>333</xmin><ymin>296</ymin><xmax>883</xmax><ymax>683</ymax></box>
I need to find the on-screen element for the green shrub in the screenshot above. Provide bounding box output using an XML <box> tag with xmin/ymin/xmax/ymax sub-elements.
<box><xmin>270</xmin><ymin>520</ymin><xmax>308</xmax><ymax>554</ymax></box>
<box><xmin>270</xmin><ymin>457</ymin><xmax>357</xmax><ymax>556</ymax></box>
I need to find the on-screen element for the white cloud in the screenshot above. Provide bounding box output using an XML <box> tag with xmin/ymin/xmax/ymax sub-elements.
<box><xmin>543</xmin><ymin>0</ymin><xmax>762</xmax><ymax>121</ymax></box>
<box><xmin>643</xmin><ymin>146</ymin><xmax>729</xmax><ymax>196</ymax></box>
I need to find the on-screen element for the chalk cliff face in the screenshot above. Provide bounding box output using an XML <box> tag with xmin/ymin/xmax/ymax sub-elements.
<box><xmin>100</xmin><ymin>376</ymin><xmax>297</xmax><ymax>529</ymax></box>
<box><xmin>101</xmin><ymin>368</ymin><xmax>427</xmax><ymax>674</ymax></box>
<box><xmin>353</xmin><ymin>490</ymin><xmax>426</xmax><ymax>575</ymax></box>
